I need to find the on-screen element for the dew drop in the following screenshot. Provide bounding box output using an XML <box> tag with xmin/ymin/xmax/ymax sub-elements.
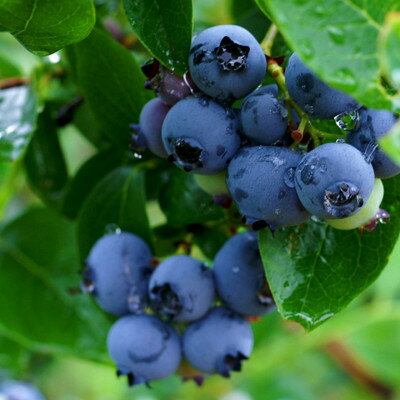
<box><xmin>334</xmin><ymin>108</ymin><xmax>361</xmax><ymax>132</ymax></box>
<box><xmin>298</xmin><ymin>40</ymin><xmax>314</xmax><ymax>61</ymax></box>
<box><xmin>105</xmin><ymin>223</ymin><xmax>122</xmax><ymax>235</ymax></box>
<box><xmin>332</xmin><ymin>68</ymin><xmax>357</xmax><ymax>91</ymax></box>
<box><xmin>232</xmin><ymin>267</ymin><xmax>240</xmax><ymax>274</ymax></box>
<box><xmin>327</xmin><ymin>26</ymin><xmax>345</xmax><ymax>45</ymax></box>
<box><xmin>284</xmin><ymin>167</ymin><xmax>296</xmax><ymax>188</ymax></box>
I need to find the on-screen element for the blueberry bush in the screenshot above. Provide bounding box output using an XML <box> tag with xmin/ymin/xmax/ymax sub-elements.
<box><xmin>1</xmin><ymin>0</ymin><xmax>400</xmax><ymax>399</ymax></box>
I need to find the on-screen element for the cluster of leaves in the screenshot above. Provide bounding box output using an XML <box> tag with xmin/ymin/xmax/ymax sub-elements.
<box><xmin>0</xmin><ymin>0</ymin><xmax>400</xmax><ymax>375</ymax></box>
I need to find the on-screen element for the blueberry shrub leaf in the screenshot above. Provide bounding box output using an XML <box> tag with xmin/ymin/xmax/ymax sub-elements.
<box><xmin>0</xmin><ymin>0</ymin><xmax>95</xmax><ymax>55</ymax></box>
<box><xmin>123</xmin><ymin>0</ymin><xmax>193</xmax><ymax>74</ymax></box>
<box><xmin>379</xmin><ymin>12</ymin><xmax>400</xmax><ymax>90</ymax></box>
<box><xmin>159</xmin><ymin>169</ymin><xmax>224</xmax><ymax>225</ymax></box>
<box><xmin>68</xmin><ymin>28</ymin><xmax>152</xmax><ymax>148</ymax></box>
<box><xmin>256</xmin><ymin>0</ymin><xmax>400</xmax><ymax>111</ymax></box>
<box><xmin>24</xmin><ymin>107</ymin><xmax>69</xmax><ymax>210</ymax></box>
<box><xmin>0</xmin><ymin>208</ymin><xmax>110</xmax><ymax>361</ymax></box>
<box><xmin>0</xmin><ymin>85</ymin><xmax>37</xmax><ymax>162</ymax></box>
<box><xmin>259</xmin><ymin>175</ymin><xmax>400</xmax><ymax>331</ymax></box>
<box><xmin>77</xmin><ymin>166</ymin><xmax>153</xmax><ymax>259</ymax></box>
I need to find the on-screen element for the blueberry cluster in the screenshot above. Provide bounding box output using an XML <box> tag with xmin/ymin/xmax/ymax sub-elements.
<box><xmin>133</xmin><ymin>24</ymin><xmax>399</xmax><ymax>233</ymax></box>
<box><xmin>86</xmin><ymin>24</ymin><xmax>400</xmax><ymax>388</ymax></box>
<box><xmin>82</xmin><ymin>230</ymin><xmax>275</xmax><ymax>386</ymax></box>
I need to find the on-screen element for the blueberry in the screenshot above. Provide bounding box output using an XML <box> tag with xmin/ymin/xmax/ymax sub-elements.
<box><xmin>107</xmin><ymin>314</ymin><xmax>182</xmax><ymax>385</ymax></box>
<box><xmin>240</xmin><ymin>85</ymin><xmax>288</xmax><ymax>145</ymax></box>
<box><xmin>295</xmin><ymin>142</ymin><xmax>375</xmax><ymax>219</ymax></box>
<box><xmin>0</xmin><ymin>381</ymin><xmax>46</xmax><ymax>400</ymax></box>
<box><xmin>82</xmin><ymin>232</ymin><xmax>153</xmax><ymax>316</ymax></box>
<box><xmin>227</xmin><ymin>146</ymin><xmax>310</xmax><ymax>228</ymax></box>
<box><xmin>183</xmin><ymin>307</ymin><xmax>253</xmax><ymax>377</ymax></box>
<box><xmin>327</xmin><ymin>179</ymin><xmax>384</xmax><ymax>230</ymax></box>
<box><xmin>214</xmin><ymin>231</ymin><xmax>275</xmax><ymax>316</ymax></box>
<box><xmin>149</xmin><ymin>255</ymin><xmax>215</xmax><ymax>322</ymax></box>
<box><xmin>189</xmin><ymin>25</ymin><xmax>266</xmax><ymax>104</ymax></box>
<box><xmin>347</xmin><ymin>108</ymin><xmax>400</xmax><ymax>178</ymax></box>
<box><xmin>162</xmin><ymin>96</ymin><xmax>241</xmax><ymax>174</ymax></box>
<box><xmin>285</xmin><ymin>53</ymin><xmax>359</xmax><ymax>119</ymax></box>
<box><xmin>132</xmin><ymin>98</ymin><xmax>170</xmax><ymax>158</ymax></box>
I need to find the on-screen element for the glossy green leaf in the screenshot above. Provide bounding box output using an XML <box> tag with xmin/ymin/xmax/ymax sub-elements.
<box><xmin>62</xmin><ymin>149</ymin><xmax>123</xmax><ymax>219</ymax></box>
<box><xmin>380</xmin><ymin>12</ymin><xmax>400</xmax><ymax>90</ymax></box>
<box><xmin>123</xmin><ymin>0</ymin><xmax>193</xmax><ymax>74</ymax></box>
<box><xmin>0</xmin><ymin>208</ymin><xmax>110</xmax><ymax>361</ymax></box>
<box><xmin>0</xmin><ymin>86</ymin><xmax>37</xmax><ymax>161</ymax></box>
<box><xmin>77</xmin><ymin>166</ymin><xmax>153</xmax><ymax>258</ymax></box>
<box><xmin>257</xmin><ymin>0</ymin><xmax>400</xmax><ymax>111</ymax></box>
<box><xmin>24</xmin><ymin>107</ymin><xmax>69</xmax><ymax>209</ymax></box>
<box><xmin>379</xmin><ymin>120</ymin><xmax>400</xmax><ymax>165</ymax></box>
<box><xmin>231</xmin><ymin>0</ymin><xmax>270</xmax><ymax>41</ymax></box>
<box><xmin>259</xmin><ymin>175</ymin><xmax>400</xmax><ymax>331</ymax></box>
<box><xmin>0</xmin><ymin>0</ymin><xmax>95</xmax><ymax>55</ymax></box>
<box><xmin>159</xmin><ymin>169</ymin><xmax>224</xmax><ymax>225</ymax></box>
<box><xmin>68</xmin><ymin>28</ymin><xmax>152</xmax><ymax>148</ymax></box>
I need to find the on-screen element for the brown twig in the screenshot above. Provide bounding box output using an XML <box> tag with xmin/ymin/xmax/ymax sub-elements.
<box><xmin>325</xmin><ymin>340</ymin><xmax>394</xmax><ymax>400</ymax></box>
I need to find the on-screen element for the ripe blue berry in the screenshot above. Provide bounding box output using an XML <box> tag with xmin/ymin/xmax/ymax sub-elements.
<box><xmin>240</xmin><ymin>85</ymin><xmax>288</xmax><ymax>145</ymax></box>
<box><xmin>227</xmin><ymin>146</ymin><xmax>310</xmax><ymax>228</ymax></box>
<box><xmin>347</xmin><ymin>108</ymin><xmax>400</xmax><ymax>178</ymax></box>
<box><xmin>148</xmin><ymin>255</ymin><xmax>215</xmax><ymax>322</ymax></box>
<box><xmin>183</xmin><ymin>307</ymin><xmax>253</xmax><ymax>377</ymax></box>
<box><xmin>189</xmin><ymin>25</ymin><xmax>266</xmax><ymax>103</ymax></box>
<box><xmin>295</xmin><ymin>142</ymin><xmax>375</xmax><ymax>219</ymax></box>
<box><xmin>107</xmin><ymin>314</ymin><xmax>181</xmax><ymax>385</ymax></box>
<box><xmin>136</xmin><ymin>98</ymin><xmax>170</xmax><ymax>158</ymax></box>
<box><xmin>82</xmin><ymin>232</ymin><xmax>153</xmax><ymax>316</ymax></box>
<box><xmin>285</xmin><ymin>53</ymin><xmax>359</xmax><ymax>119</ymax></box>
<box><xmin>327</xmin><ymin>179</ymin><xmax>384</xmax><ymax>230</ymax></box>
<box><xmin>214</xmin><ymin>231</ymin><xmax>275</xmax><ymax>316</ymax></box>
<box><xmin>162</xmin><ymin>96</ymin><xmax>241</xmax><ymax>174</ymax></box>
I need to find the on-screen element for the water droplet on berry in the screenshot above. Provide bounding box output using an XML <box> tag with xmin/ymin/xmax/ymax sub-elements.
<box><xmin>105</xmin><ymin>224</ymin><xmax>122</xmax><ymax>235</ymax></box>
<box><xmin>284</xmin><ymin>167</ymin><xmax>296</xmax><ymax>188</ymax></box>
<box><xmin>334</xmin><ymin>109</ymin><xmax>361</xmax><ymax>131</ymax></box>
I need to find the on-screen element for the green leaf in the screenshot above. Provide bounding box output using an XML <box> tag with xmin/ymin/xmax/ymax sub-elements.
<box><xmin>193</xmin><ymin>227</ymin><xmax>229</xmax><ymax>259</ymax></box>
<box><xmin>0</xmin><ymin>85</ymin><xmax>37</xmax><ymax>161</ymax></box>
<box><xmin>62</xmin><ymin>149</ymin><xmax>123</xmax><ymax>219</ymax></box>
<box><xmin>259</xmin><ymin>175</ymin><xmax>400</xmax><ymax>331</ymax></box>
<box><xmin>24</xmin><ymin>107</ymin><xmax>69</xmax><ymax>210</ymax></box>
<box><xmin>380</xmin><ymin>11</ymin><xmax>400</xmax><ymax>90</ymax></box>
<box><xmin>0</xmin><ymin>334</ymin><xmax>31</xmax><ymax>372</ymax></box>
<box><xmin>257</xmin><ymin>0</ymin><xmax>400</xmax><ymax>111</ymax></box>
<box><xmin>159</xmin><ymin>169</ymin><xmax>224</xmax><ymax>225</ymax></box>
<box><xmin>68</xmin><ymin>28</ymin><xmax>152</xmax><ymax>148</ymax></box>
<box><xmin>379</xmin><ymin>120</ymin><xmax>400</xmax><ymax>165</ymax></box>
<box><xmin>0</xmin><ymin>0</ymin><xmax>95</xmax><ymax>55</ymax></box>
<box><xmin>77</xmin><ymin>166</ymin><xmax>153</xmax><ymax>258</ymax></box>
<box><xmin>231</xmin><ymin>0</ymin><xmax>270</xmax><ymax>42</ymax></box>
<box><xmin>123</xmin><ymin>0</ymin><xmax>193</xmax><ymax>74</ymax></box>
<box><xmin>0</xmin><ymin>208</ymin><xmax>110</xmax><ymax>361</ymax></box>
